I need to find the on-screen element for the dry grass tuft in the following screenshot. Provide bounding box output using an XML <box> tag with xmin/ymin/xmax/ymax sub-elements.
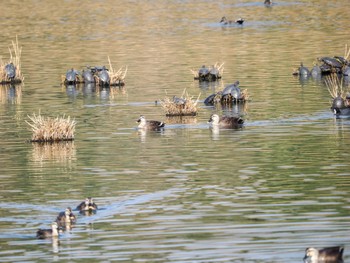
<box><xmin>107</xmin><ymin>56</ymin><xmax>127</xmax><ymax>86</ymax></box>
<box><xmin>325</xmin><ymin>74</ymin><xmax>345</xmax><ymax>99</ymax></box>
<box><xmin>160</xmin><ymin>89</ymin><xmax>200</xmax><ymax>116</ymax></box>
<box><xmin>26</xmin><ymin>112</ymin><xmax>76</xmax><ymax>142</ymax></box>
<box><xmin>0</xmin><ymin>36</ymin><xmax>24</xmax><ymax>84</ymax></box>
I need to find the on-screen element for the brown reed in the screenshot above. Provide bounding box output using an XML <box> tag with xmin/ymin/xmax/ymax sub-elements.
<box><xmin>160</xmin><ymin>90</ymin><xmax>200</xmax><ymax>116</ymax></box>
<box><xmin>107</xmin><ymin>56</ymin><xmax>127</xmax><ymax>86</ymax></box>
<box><xmin>190</xmin><ymin>62</ymin><xmax>224</xmax><ymax>79</ymax></box>
<box><xmin>26</xmin><ymin>112</ymin><xmax>76</xmax><ymax>142</ymax></box>
<box><xmin>325</xmin><ymin>74</ymin><xmax>344</xmax><ymax>99</ymax></box>
<box><xmin>0</xmin><ymin>36</ymin><xmax>24</xmax><ymax>84</ymax></box>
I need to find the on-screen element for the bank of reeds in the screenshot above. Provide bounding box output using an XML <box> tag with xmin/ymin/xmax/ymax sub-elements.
<box><xmin>26</xmin><ymin>112</ymin><xmax>76</xmax><ymax>142</ymax></box>
<box><xmin>107</xmin><ymin>56</ymin><xmax>127</xmax><ymax>86</ymax></box>
<box><xmin>0</xmin><ymin>36</ymin><xmax>23</xmax><ymax>84</ymax></box>
<box><xmin>160</xmin><ymin>90</ymin><xmax>200</xmax><ymax>116</ymax></box>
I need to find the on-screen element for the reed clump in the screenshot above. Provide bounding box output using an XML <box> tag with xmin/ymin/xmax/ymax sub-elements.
<box><xmin>160</xmin><ymin>90</ymin><xmax>200</xmax><ymax>116</ymax></box>
<box><xmin>0</xmin><ymin>36</ymin><xmax>23</xmax><ymax>84</ymax></box>
<box><xmin>26</xmin><ymin>112</ymin><xmax>76</xmax><ymax>142</ymax></box>
<box><xmin>190</xmin><ymin>62</ymin><xmax>224</xmax><ymax>81</ymax></box>
<box><xmin>107</xmin><ymin>56</ymin><xmax>128</xmax><ymax>86</ymax></box>
<box><xmin>325</xmin><ymin>74</ymin><xmax>345</xmax><ymax>99</ymax></box>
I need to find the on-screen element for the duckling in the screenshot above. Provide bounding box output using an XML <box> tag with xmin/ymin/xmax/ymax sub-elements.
<box><xmin>303</xmin><ymin>246</ymin><xmax>344</xmax><ymax>263</ymax></box>
<box><xmin>220</xmin><ymin>16</ymin><xmax>245</xmax><ymax>25</ymax></box>
<box><xmin>76</xmin><ymin>197</ymin><xmax>98</xmax><ymax>213</ymax></box>
<box><xmin>36</xmin><ymin>222</ymin><xmax>59</xmax><ymax>239</ymax></box>
<box><xmin>208</xmin><ymin>114</ymin><xmax>244</xmax><ymax>129</ymax></box>
<box><xmin>56</xmin><ymin>207</ymin><xmax>76</xmax><ymax>226</ymax></box>
<box><xmin>137</xmin><ymin>115</ymin><xmax>165</xmax><ymax>130</ymax></box>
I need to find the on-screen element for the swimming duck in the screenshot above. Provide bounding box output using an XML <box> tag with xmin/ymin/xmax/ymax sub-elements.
<box><xmin>264</xmin><ymin>0</ymin><xmax>272</xmax><ymax>6</ymax></box>
<box><xmin>137</xmin><ymin>115</ymin><xmax>165</xmax><ymax>130</ymax></box>
<box><xmin>220</xmin><ymin>16</ymin><xmax>245</xmax><ymax>25</ymax></box>
<box><xmin>76</xmin><ymin>197</ymin><xmax>98</xmax><ymax>212</ymax></box>
<box><xmin>208</xmin><ymin>114</ymin><xmax>244</xmax><ymax>129</ymax></box>
<box><xmin>56</xmin><ymin>207</ymin><xmax>76</xmax><ymax>226</ymax></box>
<box><xmin>303</xmin><ymin>246</ymin><xmax>344</xmax><ymax>263</ymax></box>
<box><xmin>36</xmin><ymin>222</ymin><xmax>59</xmax><ymax>239</ymax></box>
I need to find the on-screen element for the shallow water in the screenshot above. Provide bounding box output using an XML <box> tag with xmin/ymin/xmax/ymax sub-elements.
<box><xmin>1</xmin><ymin>0</ymin><xmax>350</xmax><ymax>262</ymax></box>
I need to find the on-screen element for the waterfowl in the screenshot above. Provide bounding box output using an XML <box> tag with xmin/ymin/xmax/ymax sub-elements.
<box><xmin>137</xmin><ymin>115</ymin><xmax>165</xmax><ymax>130</ymax></box>
<box><xmin>303</xmin><ymin>246</ymin><xmax>344</xmax><ymax>263</ymax></box>
<box><xmin>264</xmin><ymin>0</ymin><xmax>272</xmax><ymax>6</ymax></box>
<box><xmin>208</xmin><ymin>114</ymin><xmax>244</xmax><ymax>129</ymax></box>
<box><xmin>76</xmin><ymin>197</ymin><xmax>98</xmax><ymax>212</ymax></box>
<box><xmin>56</xmin><ymin>207</ymin><xmax>76</xmax><ymax>226</ymax></box>
<box><xmin>220</xmin><ymin>16</ymin><xmax>245</xmax><ymax>25</ymax></box>
<box><xmin>36</xmin><ymin>222</ymin><xmax>59</xmax><ymax>239</ymax></box>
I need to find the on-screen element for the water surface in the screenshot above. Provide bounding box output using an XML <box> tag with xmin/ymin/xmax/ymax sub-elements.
<box><xmin>0</xmin><ymin>0</ymin><xmax>350</xmax><ymax>262</ymax></box>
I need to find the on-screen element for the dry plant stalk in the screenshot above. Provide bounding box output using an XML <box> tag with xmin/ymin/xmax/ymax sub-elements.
<box><xmin>0</xmin><ymin>36</ymin><xmax>24</xmax><ymax>84</ymax></box>
<box><xmin>108</xmin><ymin>56</ymin><xmax>127</xmax><ymax>86</ymax></box>
<box><xmin>26</xmin><ymin>112</ymin><xmax>76</xmax><ymax>142</ymax></box>
<box><xmin>160</xmin><ymin>89</ymin><xmax>200</xmax><ymax>116</ymax></box>
<box><xmin>344</xmin><ymin>44</ymin><xmax>350</xmax><ymax>60</ymax></box>
<box><xmin>325</xmin><ymin>74</ymin><xmax>344</xmax><ymax>99</ymax></box>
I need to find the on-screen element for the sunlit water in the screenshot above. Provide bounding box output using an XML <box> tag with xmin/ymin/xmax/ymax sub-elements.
<box><xmin>0</xmin><ymin>0</ymin><xmax>350</xmax><ymax>262</ymax></box>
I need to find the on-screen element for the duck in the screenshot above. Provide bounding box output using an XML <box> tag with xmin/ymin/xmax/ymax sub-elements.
<box><xmin>220</xmin><ymin>16</ymin><xmax>245</xmax><ymax>25</ymax></box>
<box><xmin>36</xmin><ymin>222</ymin><xmax>59</xmax><ymax>239</ymax></box>
<box><xmin>137</xmin><ymin>115</ymin><xmax>165</xmax><ymax>130</ymax></box>
<box><xmin>208</xmin><ymin>114</ymin><xmax>244</xmax><ymax>129</ymax></box>
<box><xmin>303</xmin><ymin>246</ymin><xmax>344</xmax><ymax>263</ymax></box>
<box><xmin>264</xmin><ymin>0</ymin><xmax>272</xmax><ymax>6</ymax></box>
<box><xmin>56</xmin><ymin>207</ymin><xmax>76</xmax><ymax>226</ymax></box>
<box><xmin>76</xmin><ymin>197</ymin><xmax>98</xmax><ymax>213</ymax></box>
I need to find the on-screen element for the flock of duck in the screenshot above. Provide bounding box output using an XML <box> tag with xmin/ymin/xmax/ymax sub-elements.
<box><xmin>37</xmin><ymin>1</ymin><xmax>347</xmax><ymax>261</ymax></box>
<box><xmin>36</xmin><ymin>197</ymin><xmax>97</xmax><ymax>239</ymax></box>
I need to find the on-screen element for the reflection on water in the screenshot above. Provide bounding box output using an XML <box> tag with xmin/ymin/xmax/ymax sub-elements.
<box><xmin>0</xmin><ymin>0</ymin><xmax>350</xmax><ymax>262</ymax></box>
<box><xmin>29</xmin><ymin>141</ymin><xmax>76</xmax><ymax>167</ymax></box>
<box><xmin>0</xmin><ymin>84</ymin><xmax>22</xmax><ymax>104</ymax></box>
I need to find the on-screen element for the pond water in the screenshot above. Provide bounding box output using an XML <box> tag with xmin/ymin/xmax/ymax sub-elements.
<box><xmin>1</xmin><ymin>0</ymin><xmax>350</xmax><ymax>262</ymax></box>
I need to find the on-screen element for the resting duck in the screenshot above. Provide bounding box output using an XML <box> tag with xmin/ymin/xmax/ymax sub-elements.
<box><xmin>220</xmin><ymin>16</ymin><xmax>245</xmax><ymax>25</ymax></box>
<box><xmin>76</xmin><ymin>197</ymin><xmax>98</xmax><ymax>213</ymax></box>
<box><xmin>36</xmin><ymin>222</ymin><xmax>59</xmax><ymax>239</ymax></box>
<box><xmin>208</xmin><ymin>114</ymin><xmax>244</xmax><ymax>129</ymax></box>
<box><xmin>137</xmin><ymin>115</ymin><xmax>165</xmax><ymax>130</ymax></box>
<box><xmin>56</xmin><ymin>207</ymin><xmax>76</xmax><ymax>226</ymax></box>
<box><xmin>303</xmin><ymin>246</ymin><xmax>344</xmax><ymax>263</ymax></box>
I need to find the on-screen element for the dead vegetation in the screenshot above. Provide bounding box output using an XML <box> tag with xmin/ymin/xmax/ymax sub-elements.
<box><xmin>325</xmin><ymin>74</ymin><xmax>345</xmax><ymax>99</ymax></box>
<box><xmin>0</xmin><ymin>36</ymin><xmax>23</xmax><ymax>84</ymax></box>
<box><xmin>26</xmin><ymin>112</ymin><xmax>76</xmax><ymax>142</ymax></box>
<box><xmin>107</xmin><ymin>56</ymin><xmax>128</xmax><ymax>86</ymax></box>
<box><xmin>160</xmin><ymin>89</ymin><xmax>200</xmax><ymax>116</ymax></box>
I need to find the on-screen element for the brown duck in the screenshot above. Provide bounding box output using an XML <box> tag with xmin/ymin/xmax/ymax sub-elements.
<box><xmin>208</xmin><ymin>114</ymin><xmax>244</xmax><ymax>129</ymax></box>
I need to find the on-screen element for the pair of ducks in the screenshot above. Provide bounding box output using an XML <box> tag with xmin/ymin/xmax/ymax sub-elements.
<box><xmin>36</xmin><ymin>197</ymin><xmax>98</xmax><ymax>239</ymax></box>
<box><xmin>137</xmin><ymin>114</ymin><xmax>244</xmax><ymax>130</ymax></box>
